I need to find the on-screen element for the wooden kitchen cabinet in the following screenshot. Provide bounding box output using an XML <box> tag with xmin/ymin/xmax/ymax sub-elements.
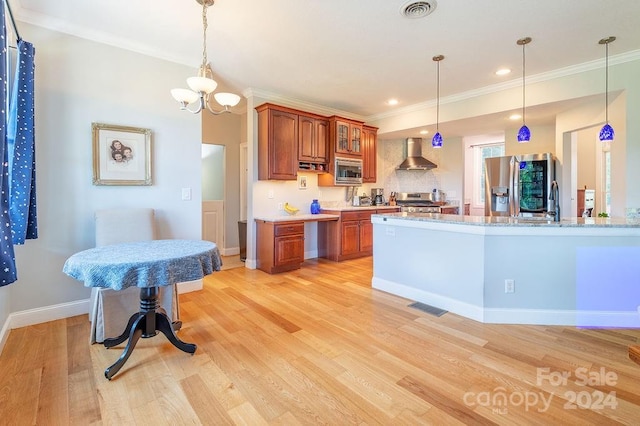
<box><xmin>318</xmin><ymin>209</ymin><xmax>388</xmax><ymax>261</ymax></box>
<box><xmin>257</xmin><ymin>104</ymin><xmax>298</xmax><ymax>180</ymax></box>
<box><xmin>298</xmin><ymin>114</ymin><xmax>329</xmax><ymax>170</ymax></box>
<box><xmin>256</xmin><ymin>220</ymin><xmax>305</xmax><ymax>273</ymax></box>
<box><xmin>362</xmin><ymin>125</ymin><xmax>377</xmax><ymax>183</ymax></box>
<box><xmin>440</xmin><ymin>206</ymin><xmax>459</xmax><ymax>215</ymax></box>
<box><xmin>257</xmin><ymin>103</ymin><xmax>329</xmax><ymax>178</ymax></box>
<box><xmin>330</xmin><ymin>116</ymin><xmax>363</xmax><ymax>157</ymax></box>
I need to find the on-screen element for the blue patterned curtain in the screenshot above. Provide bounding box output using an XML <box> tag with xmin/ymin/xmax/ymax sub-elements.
<box><xmin>0</xmin><ymin>3</ymin><xmax>17</xmax><ymax>286</ymax></box>
<box><xmin>7</xmin><ymin>39</ymin><xmax>37</xmax><ymax>244</ymax></box>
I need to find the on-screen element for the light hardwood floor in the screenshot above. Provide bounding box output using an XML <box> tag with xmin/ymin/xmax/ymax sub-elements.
<box><xmin>220</xmin><ymin>254</ymin><xmax>245</xmax><ymax>271</ymax></box>
<box><xmin>1</xmin><ymin>257</ymin><xmax>640</xmax><ymax>425</ymax></box>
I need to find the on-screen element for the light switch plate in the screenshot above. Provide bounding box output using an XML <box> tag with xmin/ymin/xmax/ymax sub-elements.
<box><xmin>181</xmin><ymin>187</ymin><xmax>191</xmax><ymax>201</ymax></box>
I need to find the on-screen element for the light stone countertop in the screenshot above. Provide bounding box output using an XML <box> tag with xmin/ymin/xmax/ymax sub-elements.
<box><xmin>320</xmin><ymin>205</ymin><xmax>401</xmax><ymax>212</ymax></box>
<box><xmin>373</xmin><ymin>212</ymin><xmax>640</xmax><ymax>228</ymax></box>
<box><xmin>254</xmin><ymin>213</ymin><xmax>339</xmax><ymax>223</ymax></box>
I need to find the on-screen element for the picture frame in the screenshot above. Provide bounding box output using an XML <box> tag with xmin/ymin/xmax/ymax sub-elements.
<box><xmin>92</xmin><ymin>122</ymin><xmax>152</xmax><ymax>186</ymax></box>
<box><xmin>298</xmin><ymin>175</ymin><xmax>307</xmax><ymax>189</ymax></box>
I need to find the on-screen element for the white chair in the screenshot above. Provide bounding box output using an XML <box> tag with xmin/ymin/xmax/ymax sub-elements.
<box><xmin>89</xmin><ymin>208</ymin><xmax>180</xmax><ymax>344</ymax></box>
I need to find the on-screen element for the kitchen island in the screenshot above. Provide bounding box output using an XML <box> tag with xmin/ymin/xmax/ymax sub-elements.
<box><xmin>371</xmin><ymin>212</ymin><xmax>640</xmax><ymax>327</ymax></box>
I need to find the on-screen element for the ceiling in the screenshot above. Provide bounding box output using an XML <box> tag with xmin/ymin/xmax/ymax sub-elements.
<box><xmin>8</xmin><ymin>0</ymin><xmax>640</xmax><ymax>138</ymax></box>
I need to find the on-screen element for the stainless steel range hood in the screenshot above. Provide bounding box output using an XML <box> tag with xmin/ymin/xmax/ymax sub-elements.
<box><xmin>396</xmin><ymin>138</ymin><xmax>437</xmax><ymax>170</ymax></box>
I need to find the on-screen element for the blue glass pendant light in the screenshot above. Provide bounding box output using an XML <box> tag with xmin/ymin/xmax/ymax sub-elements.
<box><xmin>432</xmin><ymin>55</ymin><xmax>444</xmax><ymax>148</ymax></box>
<box><xmin>599</xmin><ymin>36</ymin><xmax>616</xmax><ymax>141</ymax></box>
<box><xmin>517</xmin><ymin>37</ymin><xmax>532</xmax><ymax>143</ymax></box>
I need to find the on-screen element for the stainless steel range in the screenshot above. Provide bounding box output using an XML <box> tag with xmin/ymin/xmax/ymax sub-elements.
<box><xmin>395</xmin><ymin>192</ymin><xmax>442</xmax><ymax>213</ymax></box>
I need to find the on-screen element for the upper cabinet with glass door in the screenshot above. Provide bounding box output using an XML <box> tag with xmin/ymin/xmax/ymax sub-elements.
<box><xmin>330</xmin><ymin>116</ymin><xmax>363</xmax><ymax>157</ymax></box>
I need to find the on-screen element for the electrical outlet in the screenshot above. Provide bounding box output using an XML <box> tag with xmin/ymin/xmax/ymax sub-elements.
<box><xmin>277</xmin><ymin>202</ymin><xmax>283</xmax><ymax>211</ymax></box>
<box><xmin>268</xmin><ymin>190</ymin><xmax>274</xmax><ymax>199</ymax></box>
<box><xmin>505</xmin><ymin>279</ymin><xmax>515</xmax><ymax>293</ymax></box>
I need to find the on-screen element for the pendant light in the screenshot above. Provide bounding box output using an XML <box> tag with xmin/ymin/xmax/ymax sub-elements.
<box><xmin>432</xmin><ymin>55</ymin><xmax>444</xmax><ymax>148</ymax></box>
<box><xmin>516</xmin><ymin>37</ymin><xmax>532</xmax><ymax>142</ymax></box>
<box><xmin>598</xmin><ymin>36</ymin><xmax>616</xmax><ymax>141</ymax></box>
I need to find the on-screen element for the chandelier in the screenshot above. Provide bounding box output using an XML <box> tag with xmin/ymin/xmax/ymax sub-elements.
<box><xmin>171</xmin><ymin>0</ymin><xmax>240</xmax><ymax>114</ymax></box>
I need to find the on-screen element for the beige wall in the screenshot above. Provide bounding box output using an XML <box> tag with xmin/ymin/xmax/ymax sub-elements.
<box><xmin>202</xmin><ymin>113</ymin><xmax>242</xmax><ymax>250</ymax></box>
<box><xmin>505</xmin><ymin>124</ymin><xmax>556</xmax><ymax>157</ymax></box>
<box><xmin>7</xmin><ymin>23</ymin><xmax>202</xmax><ymax>319</ymax></box>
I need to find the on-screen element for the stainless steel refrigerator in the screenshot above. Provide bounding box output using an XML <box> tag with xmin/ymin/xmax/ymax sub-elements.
<box><xmin>484</xmin><ymin>153</ymin><xmax>556</xmax><ymax>217</ymax></box>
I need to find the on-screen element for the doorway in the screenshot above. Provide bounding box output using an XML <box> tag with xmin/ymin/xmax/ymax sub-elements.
<box><xmin>566</xmin><ymin>126</ymin><xmax>611</xmax><ymax>218</ymax></box>
<box><xmin>202</xmin><ymin>144</ymin><xmax>225</xmax><ymax>247</ymax></box>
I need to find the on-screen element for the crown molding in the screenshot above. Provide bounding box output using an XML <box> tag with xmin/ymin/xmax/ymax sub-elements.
<box><xmin>243</xmin><ymin>88</ymin><xmax>367</xmax><ymax>121</ymax></box>
<box><xmin>368</xmin><ymin>49</ymin><xmax>640</xmax><ymax>122</ymax></box>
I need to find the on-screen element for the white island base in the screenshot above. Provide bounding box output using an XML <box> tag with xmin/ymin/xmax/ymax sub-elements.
<box><xmin>372</xmin><ymin>213</ymin><xmax>640</xmax><ymax>327</ymax></box>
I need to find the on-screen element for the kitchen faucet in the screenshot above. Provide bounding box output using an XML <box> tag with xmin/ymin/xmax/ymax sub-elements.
<box><xmin>548</xmin><ymin>180</ymin><xmax>560</xmax><ymax>222</ymax></box>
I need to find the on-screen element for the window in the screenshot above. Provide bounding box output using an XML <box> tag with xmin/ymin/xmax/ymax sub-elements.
<box><xmin>473</xmin><ymin>142</ymin><xmax>505</xmax><ymax>208</ymax></box>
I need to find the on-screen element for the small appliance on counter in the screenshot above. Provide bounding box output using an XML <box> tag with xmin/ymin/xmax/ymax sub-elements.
<box><xmin>359</xmin><ymin>193</ymin><xmax>372</xmax><ymax>207</ymax></box>
<box><xmin>371</xmin><ymin>188</ymin><xmax>385</xmax><ymax>206</ymax></box>
<box><xmin>432</xmin><ymin>188</ymin><xmax>446</xmax><ymax>203</ymax></box>
<box><xmin>581</xmin><ymin>189</ymin><xmax>595</xmax><ymax>217</ymax></box>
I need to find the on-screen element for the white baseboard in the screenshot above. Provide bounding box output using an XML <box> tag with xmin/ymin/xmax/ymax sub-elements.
<box><xmin>9</xmin><ymin>299</ymin><xmax>91</xmax><ymax>330</ymax></box>
<box><xmin>177</xmin><ymin>279</ymin><xmax>203</xmax><ymax>294</ymax></box>
<box><xmin>0</xmin><ymin>317</ymin><xmax>12</xmax><ymax>356</ymax></box>
<box><xmin>372</xmin><ymin>276</ymin><xmax>640</xmax><ymax>327</ymax></box>
<box><xmin>484</xmin><ymin>308</ymin><xmax>640</xmax><ymax>327</ymax></box>
<box><xmin>220</xmin><ymin>246</ymin><xmax>240</xmax><ymax>256</ymax></box>
<box><xmin>372</xmin><ymin>277</ymin><xmax>484</xmax><ymax>322</ymax></box>
<box><xmin>305</xmin><ymin>249</ymin><xmax>319</xmax><ymax>260</ymax></box>
<box><xmin>0</xmin><ymin>281</ymin><xmax>204</xmax><ymax>356</ymax></box>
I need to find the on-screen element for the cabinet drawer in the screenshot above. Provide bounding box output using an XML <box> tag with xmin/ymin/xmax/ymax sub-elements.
<box><xmin>341</xmin><ymin>211</ymin><xmax>373</xmax><ymax>221</ymax></box>
<box><xmin>274</xmin><ymin>222</ymin><xmax>304</xmax><ymax>236</ymax></box>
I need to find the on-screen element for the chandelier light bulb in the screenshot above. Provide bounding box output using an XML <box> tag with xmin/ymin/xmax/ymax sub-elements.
<box><xmin>214</xmin><ymin>93</ymin><xmax>241</xmax><ymax>107</ymax></box>
<box><xmin>171</xmin><ymin>88</ymin><xmax>199</xmax><ymax>104</ymax></box>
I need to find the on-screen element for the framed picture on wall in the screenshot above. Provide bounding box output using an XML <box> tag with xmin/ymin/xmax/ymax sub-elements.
<box><xmin>92</xmin><ymin>122</ymin><xmax>152</xmax><ymax>185</ymax></box>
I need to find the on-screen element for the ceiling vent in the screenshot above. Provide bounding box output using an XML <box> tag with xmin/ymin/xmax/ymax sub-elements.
<box><xmin>400</xmin><ymin>1</ymin><xmax>437</xmax><ymax>19</ymax></box>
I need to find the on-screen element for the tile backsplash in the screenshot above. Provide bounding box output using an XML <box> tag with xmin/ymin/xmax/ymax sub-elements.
<box><xmin>378</xmin><ymin>139</ymin><xmax>443</xmax><ymax>194</ymax></box>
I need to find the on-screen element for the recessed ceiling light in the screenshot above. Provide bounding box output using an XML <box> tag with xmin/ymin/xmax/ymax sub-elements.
<box><xmin>509</xmin><ymin>114</ymin><xmax>522</xmax><ymax>120</ymax></box>
<box><xmin>387</xmin><ymin>99</ymin><xmax>399</xmax><ymax>106</ymax></box>
<box><xmin>419</xmin><ymin>130</ymin><xmax>429</xmax><ymax>135</ymax></box>
<box><xmin>496</xmin><ymin>68</ymin><xmax>511</xmax><ymax>76</ymax></box>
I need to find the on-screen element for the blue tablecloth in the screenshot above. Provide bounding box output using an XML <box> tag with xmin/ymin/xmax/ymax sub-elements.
<box><xmin>63</xmin><ymin>240</ymin><xmax>222</xmax><ymax>290</ymax></box>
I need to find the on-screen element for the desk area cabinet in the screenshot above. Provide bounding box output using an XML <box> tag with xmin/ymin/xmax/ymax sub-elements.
<box><xmin>318</xmin><ymin>208</ymin><xmax>399</xmax><ymax>261</ymax></box>
<box><xmin>256</xmin><ymin>220</ymin><xmax>305</xmax><ymax>273</ymax></box>
<box><xmin>255</xmin><ymin>215</ymin><xmax>341</xmax><ymax>274</ymax></box>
